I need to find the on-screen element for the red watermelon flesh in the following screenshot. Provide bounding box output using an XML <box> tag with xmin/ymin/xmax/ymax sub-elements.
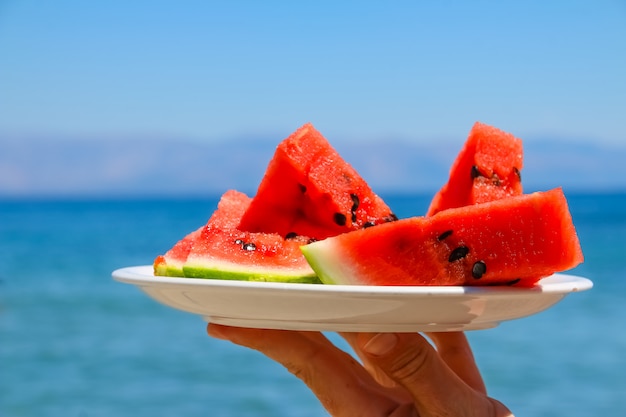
<box><xmin>237</xmin><ymin>123</ymin><xmax>396</xmax><ymax>240</ymax></box>
<box><xmin>427</xmin><ymin>122</ymin><xmax>523</xmax><ymax>216</ymax></box>
<box><xmin>301</xmin><ymin>188</ymin><xmax>583</xmax><ymax>287</ymax></box>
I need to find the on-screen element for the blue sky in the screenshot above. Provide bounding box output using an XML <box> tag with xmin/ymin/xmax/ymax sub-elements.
<box><xmin>1</xmin><ymin>0</ymin><xmax>624</xmax><ymax>145</ymax></box>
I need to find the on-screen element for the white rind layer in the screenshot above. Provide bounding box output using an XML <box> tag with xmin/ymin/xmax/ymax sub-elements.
<box><xmin>301</xmin><ymin>240</ymin><xmax>361</xmax><ymax>285</ymax></box>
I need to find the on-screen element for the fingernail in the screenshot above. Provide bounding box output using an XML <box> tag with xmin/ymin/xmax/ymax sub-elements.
<box><xmin>207</xmin><ymin>323</ymin><xmax>227</xmax><ymax>340</ymax></box>
<box><xmin>362</xmin><ymin>333</ymin><xmax>398</xmax><ymax>356</ymax></box>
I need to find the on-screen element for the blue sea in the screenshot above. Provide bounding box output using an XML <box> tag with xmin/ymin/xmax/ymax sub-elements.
<box><xmin>1</xmin><ymin>192</ymin><xmax>625</xmax><ymax>417</ymax></box>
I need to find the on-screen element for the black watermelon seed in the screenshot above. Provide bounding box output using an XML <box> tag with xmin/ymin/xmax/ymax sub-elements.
<box><xmin>350</xmin><ymin>194</ymin><xmax>360</xmax><ymax>224</ymax></box>
<box><xmin>471</xmin><ymin>165</ymin><xmax>482</xmax><ymax>179</ymax></box>
<box><xmin>448</xmin><ymin>246</ymin><xmax>469</xmax><ymax>262</ymax></box>
<box><xmin>513</xmin><ymin>167</ymin><xmax>521</xmax><ymax>181</ymax></box>
<box><xmin>333</xmin><ymin>212</ymin><xmax>347</xmax><ymax>226</ymax></box>
<box><xmin>437</xmin><ymin>230</ymin><xmax>453</xmax><ymax>241</ymax></box>
<box><xmin>384</xmin><ymin>213</ymin><xmax>399</xmax><ymax>222</ymax></box>
<box><xmin>242</xmin><ymin>242</ymin><xmax>256</xmax><ymax>251</ymax></box>
<box><xmin>472</xmin><ymin>261</ymin><xmax>487</xmax><ymax>279</ymax></box>
<box><xmin>298</xmin><ymin>183</ymin><xmax>307</xmax><ymax>193</ymax></box>
<box><xmin>285</xmin><ymin>232</ymin><xmax>298</xmax><ymax>239</ymax></box>
<box><xmin>350</xmin><ymin>193</ymin><xmax>360</xmax><ymax>211</ymax></box>
<box><xmin>234</xmin><ymin>239</ymin><xmax>244</xmax><ymax>245</ymax></box>
<box><xmin>363</xmin><ymin>221</ymin><xmax>376</xmax><ymax>228</ymax></box>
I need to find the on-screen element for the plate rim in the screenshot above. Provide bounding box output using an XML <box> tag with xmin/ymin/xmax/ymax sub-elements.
<box><xmin>112</xmin><ymin>265</ymin><xmax>593</xmax><ymax>296</ymax></box>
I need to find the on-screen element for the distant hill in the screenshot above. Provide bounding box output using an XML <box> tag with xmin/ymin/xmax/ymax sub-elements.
<box><xmin>1</xmin><ymin>135</ymin><xmax>625</xmax><ymax>197</ymax></box>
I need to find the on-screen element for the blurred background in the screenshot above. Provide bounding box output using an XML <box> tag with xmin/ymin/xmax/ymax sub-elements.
<box><xmin>1</xmin><ymin>1</ymin><xmax>625</xmax><ymax>416</ymax></box>
<box><xmin>1</xmin><ymin>0</ymin><xmax>625</xmax><ymax>196</ymax></box>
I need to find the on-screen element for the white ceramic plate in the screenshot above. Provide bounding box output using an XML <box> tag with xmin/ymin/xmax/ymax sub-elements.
<box><xmin>112</xmin><ymin>265</ymin><xmax>592</xmax><ymax>332</ymax></box>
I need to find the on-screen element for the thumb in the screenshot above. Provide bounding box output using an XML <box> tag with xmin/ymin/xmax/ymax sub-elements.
<box><xmin>357</xmin><ymin>333</ymin><xmax>493</xmax><ymax>416</ymax></box>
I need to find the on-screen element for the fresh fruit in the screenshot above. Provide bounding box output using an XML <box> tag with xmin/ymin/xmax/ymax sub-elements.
<box><xmin>427</xmin><ymin>122</ymin><xmax>524</xmax><ymax>216</ymax></box>
<box><xmin>237</xmin><ymin>123</ymin><xmax>397</xmax><ymax>240</ymax></box>
<box><xmin>154</xmin><ymin>189</ymin><xmax>251</xmax><ymax>276</ymax></box>
<box><xmin>155</xmin><ymin>122</ymin><xmax>583</xmax><ymax>288</ymax></box>
<box><xmin>155</xmin><ymin>188</ymin><xmax>261</xmax><ymax>276</ymax></box>
<box><xmin>154</xmin><ymin>190</ymin><xmax>320</xmax><ymax>282</ymax></box>
<box><xmin>301</xmin><ymin>188</ymin><xmax>584</xmax><ymax>287</ymax></box>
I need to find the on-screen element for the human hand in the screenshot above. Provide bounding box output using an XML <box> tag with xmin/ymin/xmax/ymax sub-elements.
<box><xmin>207</xmin><ymin>325</ymin><xmax>513</xmax><ymax>417</ymax></box>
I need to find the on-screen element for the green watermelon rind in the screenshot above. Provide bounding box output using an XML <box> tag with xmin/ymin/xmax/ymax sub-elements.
<box><xmin>182</xmin><ymin>262</ymin><xmax>321</xmax><ymax>284</ymax></box>
<box><xmin>154</xmin><ymin>264</ymin><xmax>184</xmax><ymax>277</ymax></box>
<box><xmin>300</xmin><ymin>243</ymin><xmax>352</xmax><ymax>285</ymax></box>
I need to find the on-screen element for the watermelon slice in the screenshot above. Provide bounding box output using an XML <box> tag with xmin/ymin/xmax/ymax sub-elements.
<box><xmin>154</xmin><ymin>190</ymin><xmax>251</xmax><ymax>276</ymax></box>
<box><xmin>301</xmin><ymin>188</ymin><xmax>584</xmax><ymax>287</ymax></box>
<box><xmin>237</xmin><ymin>123</ymin><xmax>396</xmax><ymax>240</ymax></box>
<box><xmin>155</xmin><ymin>190</ymin><xmax>320</xmax><ymax>282</ymax></box>
<box><xmin>427</xmin><ymin>122</ymin><xmax>523</xmax><ymax>216</ymax></box>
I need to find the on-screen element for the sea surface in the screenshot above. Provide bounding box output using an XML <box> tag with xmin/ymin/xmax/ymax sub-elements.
<box><xmin>1</xmin><ymin>192</ymin><xmax>625</xmax><ymax>417</ymax></box>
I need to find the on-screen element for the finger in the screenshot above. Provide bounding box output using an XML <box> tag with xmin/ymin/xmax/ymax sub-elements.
<box><xmin>357</xmin><ymin>332</ymin><xmax>495</xmax><ymax>416</ymax></box>
<box><xmin>340</xmin><ymin>332</ymin><xmax>403</xmax><ymax>390</ymax></box>
<box><xmin>426</xmin><ymin>332</ymin><xmax>486</xmax><ymax>394</ymax></box>
<box><xmin>343</xmin><ymin>332</ymin><xmax>486</xmax><ymax>395</ymax></box>
<box><xmin>208</xmin><ymin>324</ymin><xmax>400</xmax><ymax>417</ymax></box>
